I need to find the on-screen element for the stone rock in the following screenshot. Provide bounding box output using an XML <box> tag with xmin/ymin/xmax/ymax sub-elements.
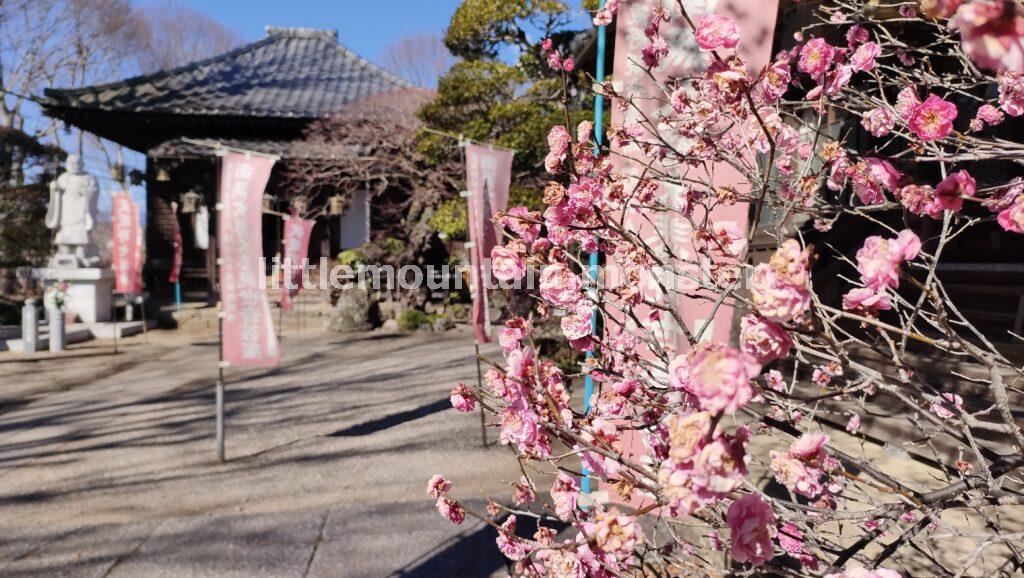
<box><xmin>327</xmin><ymin>284</ymin><xmax>374</xmax><ymax>333</ymax></box>
<box><xmin>432</xmin><ymin>316</ymin><xmax>454</xmax><ymax>332</ymax></box>
<box><xmin>379</xmin><ymin>318</ymin><xmax>400</xmax><ymax>333</ymax></box>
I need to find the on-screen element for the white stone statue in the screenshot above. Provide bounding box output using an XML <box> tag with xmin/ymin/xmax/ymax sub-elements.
<box><xmin>45</xmin><ymin>154</ymin><xmax>100</xmax><ymax>268</ymax></box>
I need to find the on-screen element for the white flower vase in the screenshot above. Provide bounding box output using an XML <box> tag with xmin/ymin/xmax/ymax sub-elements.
<box><xmin>48</xmin><ymin>307</ymin><xmax>66</xmax><ymax>352</ymax></box>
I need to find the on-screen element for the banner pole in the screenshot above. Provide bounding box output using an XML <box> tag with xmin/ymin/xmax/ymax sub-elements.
<box><xmin>474</xmin><ymin>342</ymin><xmax>487</xmax><ymax>447</ymax></box>
<box><xmin>214</xmin><ymin>155</ymin><xmax>226</xmax><ymax>463</ymax></box>
<box><xmin>112</xmin><ymin>292</ymin><xmax>118</xmax><ymax>354</ymax></box>
<box><xmin>174</xmin><ymin>281</ymin><xmax>182</xmax><ymax>313</ymax></box>
<box><xmin>582</xmin><ymin>0</ymin><xmax>608</xmax><ymax>499</ymax></box>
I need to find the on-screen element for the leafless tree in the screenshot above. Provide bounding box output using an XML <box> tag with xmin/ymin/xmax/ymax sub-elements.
<box><xmin>380</xmin><ymin>33</ymin><xmax>454</xmax><ymax>89</ymax></box>
<box><xmin>281</xmin><ymin>87</ymin><xmax>461</xmax><ymax>261</ymax></box>
<box><xmin>129</xmin><ymin>1</ymin><xmax>242</xmax><ymax>73</ymax></box>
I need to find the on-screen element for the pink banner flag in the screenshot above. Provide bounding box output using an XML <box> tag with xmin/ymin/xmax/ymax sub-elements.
<box><xmin>611</xmin><ymin>0</ymin><xmax>778</xmax><ymax>352</ymax></box>
<box><xmin>112</xmin><ymin>192</ymin><xmax>143</xmax><ymax>294</ymax></box>
<box><xmin>169</xmin><ymin>206</ymin><xmax>183</xmax><ymax>284</ymax></box>
<box><xmin>465</xmin><ymin>143</ymin><xmax>514</xmax><ymax>344</ymax></box>
<box><xmin>218</xmin><ymin>152</ymin><xmax>280</xmax><ymax>367</ymax></box>
<box><xmin>279</xmin><ymin>213</ymin><xmax>315</xmax><ymax>312</ymax></box>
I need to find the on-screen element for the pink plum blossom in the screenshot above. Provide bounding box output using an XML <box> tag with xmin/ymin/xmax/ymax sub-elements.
<box><xmin>997</xmin><ymin>182</ymin><xmax>1024</xmax><ymax>232</ymax></box>
<box><xmin>695</xmin><ymin>14</ymin><xmax>741</xmax><ymax>51</ymax></box>
<box><xmin>770</xmin><ymin>433</ymin><xmax>831</xmax><ymax>498</ymax></box>
<box><xmin>850</xmin><ymin>41</ymin><xmax>881</xmax><ymax>72</ymax></box>
<box><xmin>550</xmin><ymin>471</ymin><xmax>580</xmax><ymax>520</ymax></box>
<box><xmin>846</xmin><ymin>414</ymin><xmax>862</xmax><ymax>433</ymax></box>
<box><xmin>750</xmin><ymin>239</ymin><xmax>812</xmax><ymax>322</ymax></box>
<box><xmin>740</xmin><ymin>314</ymin><xmax>794</xmax><ymax>363</ymax></box>
<box><xmin>642</xmin><ymin>35</ymin><xmax>669</xmax><ymax>67</ymax></box>
<box><xmin>449</xmin><ymin>383</ymin><xmax>476</xmax><ymax>413</ymax></box>
<box><xmin>847</xmin><ymin>24</ymin><xmax>870</xmax><ymax>47</ymax></box>
<box><xmin>799</xmin><ymin>38</ymin><xmax>836</xmax><ymax>78</ymax></box>
<box><xmin>970</xmin><ymin>104</ymin><xmax>1005</xmax><ymax>131</ymax></box>
<box><xmin>999</xmin><ymin>71</ymin><xmax>1024</xmax><ymax>115</ymax></box>
<box><xmin>778</xmin><ymin>522</ymin><xmax>804</xmax><ymax>555</ymax></box>
<box><xmin>500</xmin><ymin>207</ymin><xmax>541</xmax><ymax>244</ymax></box>
<box><xmin>496</xmin><ymin>515</ymin><xmax>530</xmax><ymax>560</ymax></box>
<box><xmin>932</xmin><ymin>392</ymin><xmax>964</xmax><ymax>419</ymax></box>
<box><xmin>896</xmin><ymin>184</ymin><xmax>943</xmax><ymax>218</ymax></box>
<box><xmin>540</xmin><ymin>263</ymin><xmax>582</xmax><ymax>307</ymax></box>
<box><xmin>560</xmin><ymin>306</ymin><xmax>594</xmax><ymax>352</ymax></box>
<box><xmin>490</xmin><ymin>246</ymin><xmax>525</xmax><ymax>282</ymax></box>
<box><xmin>755</xmin><ymin>58</ymin><xmax>792</xmax><ymax>103</ymax></box>
<box><xmin>861</xmin><ymin>107</ymin><xmax>895</xmax><ymax>137</ymax></box>
<box><xmin>865</xmin><ymin>158</ymin><xmax>903</xmax><ymax>192</ymax></box>
<box><xmin>727</xmin><ymin>494</ymin><xmax>776</xmax><ymax>566</ymax></box>
<box><xmin>909</xmin><ymin>94</ymin><xmax>958</xmax><ymax>141</ymax></box>
<box><xmin>935</xmin><ymin>170</ymin><xmax>976</xmax><ymax>212</ymax></box>
<box><xmin>427</xmin><ymin>474</ymin><xmax>452</xmax><ymax>499</ymax></box>
<box><xmin>842</xmin><ymin>288</ymin><xmax>893</xmax><ymax>317</ymax></box>
<box><xmin>855</xmin><ymin>230</ymin><xmax>921</xmax><ymax>290</ymax></box>
<box><xmin>765</xmin><ymin>369</ymin><xmax>786</xmax><ymax>392</ymax></box>
<box><xmin>584</xmin><ymin>509</ymin><xmax>643</xmax><ymax>566</ymax></box>
<box><xmin>688</xmin><ymin>347</ymin><xmax>761</xmax><ymax>415</ymax></box>
<box><xmin>949</xmin><ymin>0</ymin><xmax>1024</xmax><ymax>73</ymax></box>
<box><xmin>895</xmin><ymin>86</ymin><xmax>921</xmax><ymax>120</ymax></box>
<box><xmin>593</xmin><ymin>0</ymin><xmax>619</xmax><ymax>25</ymax></box>
<box><xmin>435</xmin><ymin>496</ymin><xmax>465</xmax><ymax>524</ymax></box>
<box><xmin>545</xmin><ymin>125</ymin><xmax>570</xmax><ymax>173</ymax></box>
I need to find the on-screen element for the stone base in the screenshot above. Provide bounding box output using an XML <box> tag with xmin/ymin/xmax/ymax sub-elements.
<box><xmin>38</xmin><ymin>267</ymin><xmax>114</xmax><ymax>323</ymax></box>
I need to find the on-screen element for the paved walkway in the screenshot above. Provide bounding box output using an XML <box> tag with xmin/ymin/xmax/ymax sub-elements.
<box><xmin>0</xmin><ymin>327</ymin><xmax>516</xmax><ymax>577</ymax></box>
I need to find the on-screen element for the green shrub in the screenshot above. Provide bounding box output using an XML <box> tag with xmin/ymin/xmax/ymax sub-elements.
<box><xmin>337</xmin><ymin>248</ymin><xmax>365</xmax><ymax>268</ymax></box>
<box><xmin>397</xmin><ymin>309</ymin><xmax>429</xmax><ymax>330</ymax></box>
<box><xmin>428</xmin><ymin>197</ymin><xmax>468</xmax><ymax>240</ymax></box>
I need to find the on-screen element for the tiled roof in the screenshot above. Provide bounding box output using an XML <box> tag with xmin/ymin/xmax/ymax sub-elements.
<box><xmin>43</xmin><ymin>27</ymin><xmax>412</xmax><ymax>118</ymax></box>
<box><xmin>148</xmin><ymin>137</ymin><xmax>359</xmax><ymax>161</ymax></box>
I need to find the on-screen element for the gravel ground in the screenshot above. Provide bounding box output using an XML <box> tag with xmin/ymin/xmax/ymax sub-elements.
<box><xmin>0</xmin><ymin>325</ymin><xmax>519</xmax><ymax>577</ymax></box>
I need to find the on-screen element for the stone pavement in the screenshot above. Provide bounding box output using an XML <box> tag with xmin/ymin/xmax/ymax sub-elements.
<box><xmin>0</xmin><ymin>326</ymin><xmax>518</xmax><ymax>577</ymax></box>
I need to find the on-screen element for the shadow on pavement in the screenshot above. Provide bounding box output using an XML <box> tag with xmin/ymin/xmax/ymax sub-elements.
<box><xmin>328</xmin><ymin>398</ymin><xmax>451</xmax><ymax>438</ymax></box>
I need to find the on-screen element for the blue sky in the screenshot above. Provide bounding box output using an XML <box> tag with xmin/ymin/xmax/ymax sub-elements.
<box><xmin>136</xmin><ymin>0</ymin><xmax>593</xmax><ymax>65</ymax></box>
<box><xmin>138</xmin><ymin>0</ymin><xmax>464</xmax><ymax>64</ymax></box>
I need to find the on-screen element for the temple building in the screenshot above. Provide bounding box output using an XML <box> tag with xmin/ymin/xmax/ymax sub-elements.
<box><xmin>42</xmin><ymin>27</ymin><xmax>411</xmax><ymax>303</ymax></box>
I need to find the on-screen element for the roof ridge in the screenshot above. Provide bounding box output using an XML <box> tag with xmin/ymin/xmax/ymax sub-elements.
<box><xmin>264</xmin><ymin>26</ymin><xmax>338</xmax><ymax>40</ymax></box>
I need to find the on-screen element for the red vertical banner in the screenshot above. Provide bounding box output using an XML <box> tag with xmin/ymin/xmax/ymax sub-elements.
<box><xmin>465</xmin><ymin>143</ymin><xmax>514</xmax><ymax>344</ymax></box>
<box><xmin>611</xmin><ymin>0</ymin><xmax>779</xmax><ymax>352</ymax></box>
<box><xmin>169</xmin><ymin>206</ymin><xmax>183</xmax><ymax>284</ymax></box>
<box><xmin>112</xmin><ymin>192</ymin><xmax>143</xmax><ymax>294</ymax></box>
<box><xmin>279</xmin><ymin>213</ymin><xmax>315</xmax><ymax>312</ymax></box>
<box><xmin>218</xmin><ymin>152</ymin><xmax>280</xmax><ymax>367</ymax></box>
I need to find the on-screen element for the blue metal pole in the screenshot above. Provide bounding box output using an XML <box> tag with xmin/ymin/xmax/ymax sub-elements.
<box><xmin>583</xmin><ymin>1</ymin><xmax>608</xmax><ymax>497</ymax></box>
<box><xmin>174</xmin><ymin>281</ymin><xmax>182</xmax><ymax>313</ymax></box>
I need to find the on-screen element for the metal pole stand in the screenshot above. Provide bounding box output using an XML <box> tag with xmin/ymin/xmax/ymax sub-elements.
<box><xmin>475</xmin><ymin>342</ymin><xmax>487</xmax><ymax>447</ymax></box>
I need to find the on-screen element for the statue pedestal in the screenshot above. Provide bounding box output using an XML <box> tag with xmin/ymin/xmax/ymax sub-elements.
<box><xmin>38</xmin><ymin>268</ymin><xmax>114</xmax><ymax>323</ymax></box>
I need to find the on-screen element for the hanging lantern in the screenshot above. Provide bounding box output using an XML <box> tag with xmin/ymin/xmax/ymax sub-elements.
<box><xmin>128</xmin><ymin>169</ymin><xmax>144</xmax><ymax>186</ymax></box>
<box><xmin>291</xmin><ymin>195</ymin><xmax>309</xmax><ymax>215</ymax></box>
<box><xmin>109</xmin><ymin>163</ymin><xmax>125</xmax><ymax>184</ymax></box>
<box><xmin>328</xmin><ymin>193</ymin><xmax>345</xmax><ymax>216</ymax></box>
<box><xmin>155</xmin><ymin>166</ymin><xmax>171</xmax><ymax>182</ymax></box>
<box><xmin>181</xmin><ymin>190</ymin><xmax>201</xmax><ymax>214</ymax></box>
<box><xmin>262</xmin><ymin>193</ymin><xmax>276</xmax><ymax>212</ymax></box>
